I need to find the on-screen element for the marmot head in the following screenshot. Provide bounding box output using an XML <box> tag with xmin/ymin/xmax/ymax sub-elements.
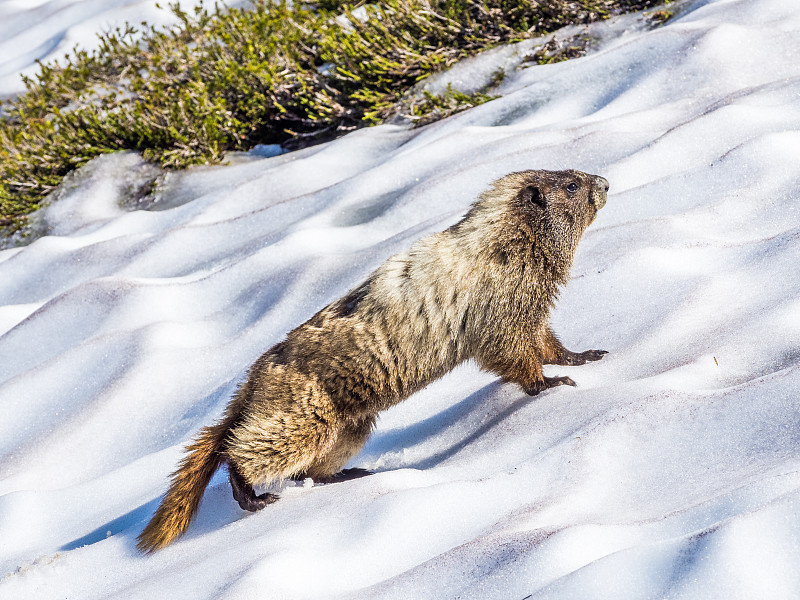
<box><xmin>449</xmin><ymin>169</ymin><xmax>609</xmax><ymax>263</ymax></box>
<box><xmin>514</xmin><ymin>169</ymin><xmax>609</xmax><ymax>237</ymax></box>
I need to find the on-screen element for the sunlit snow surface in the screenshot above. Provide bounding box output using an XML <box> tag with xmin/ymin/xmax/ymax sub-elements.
<box><xmin>3</xmin><ymin>0</ymin><xmax>800</xmax><ymax>597</ymax></box>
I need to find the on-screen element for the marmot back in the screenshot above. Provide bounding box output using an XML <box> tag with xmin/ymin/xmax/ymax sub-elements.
<box><xmin>137</xmin><ymin>168</ymin><xmax>610</xmax><ymax>552</ymax></box>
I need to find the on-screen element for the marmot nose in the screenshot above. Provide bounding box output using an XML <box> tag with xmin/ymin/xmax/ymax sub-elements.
<box><xmin>596</xmin><ymin>176</ymin><xmax>610</xmax><ymax>192</ymax></box>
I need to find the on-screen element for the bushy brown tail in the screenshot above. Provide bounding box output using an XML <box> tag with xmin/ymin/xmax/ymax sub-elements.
<box><xmin>137</xmin><ymin>421</ymin><xmax>229</xmax><ymax>553</ymax></box>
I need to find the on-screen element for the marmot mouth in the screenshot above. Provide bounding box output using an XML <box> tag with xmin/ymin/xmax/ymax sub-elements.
<box><xmin>591</xmin><ymin>176</ymin><xmax>610</xmax><ymax>210</ymax></box>
<box><xmin>591</xmin><ymin>191</ymin><xmax>607</xmax><ymax>210</ymax></box>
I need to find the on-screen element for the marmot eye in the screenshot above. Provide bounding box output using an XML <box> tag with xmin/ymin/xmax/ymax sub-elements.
<box><xmin>566</xmin><ymin>182</ymin><xmax>579</xmax><ymax>194</ymax></box>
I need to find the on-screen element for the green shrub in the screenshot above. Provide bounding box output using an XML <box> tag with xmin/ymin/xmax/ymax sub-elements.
<box><xmin>0</xmin><ymin>0</ymin><xmax>663</xmax><ymax>229</ymax></box>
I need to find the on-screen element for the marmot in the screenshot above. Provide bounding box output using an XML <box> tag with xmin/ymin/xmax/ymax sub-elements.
<box><xmin>137</xmin><ymin>169</ymin><xmax>609</xmax><ymax>552</ymax></box>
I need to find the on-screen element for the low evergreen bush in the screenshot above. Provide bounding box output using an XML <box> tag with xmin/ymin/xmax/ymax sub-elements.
<box><xmin>0</xmin><ymin>0</ymin><xmax>662</xmax><ymax>228</ymax></box>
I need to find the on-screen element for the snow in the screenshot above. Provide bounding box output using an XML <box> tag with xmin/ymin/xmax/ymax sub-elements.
<box><xmin>2</xmin><ymin>0</ymin><xmax>800</xmax><ymax>598</ymax></box>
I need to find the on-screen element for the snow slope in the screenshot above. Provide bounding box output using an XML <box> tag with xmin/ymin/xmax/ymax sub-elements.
<box><xmin>2</xmin><ymin>0</ymin><xmax>800</xmax><ymax>597</ymax></box>
<box><xmin>0</xmin><ymin>0</ymin><xmax>230</xmax><ymax>98</ymax></box>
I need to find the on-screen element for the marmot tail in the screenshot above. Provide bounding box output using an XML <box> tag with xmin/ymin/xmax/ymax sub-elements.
<box><xmin>136</xmin><ymin>420</ymin><xmax>229</xmax><ymax>553</ymax></box>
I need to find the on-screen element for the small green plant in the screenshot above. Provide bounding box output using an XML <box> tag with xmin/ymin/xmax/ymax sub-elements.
<box><xmin>0</xmin><ymin>0</ymin><xmax>664</xmax><ymax>231</ymax></box>
<box><xmin>526</xmin><ymin>34</ymin><xmax>593</xmax><ymax>65</ymax></box>
<box><xmin>648</xmin><ymin>8</ymin><xmax>674</xmax><ymax>26</ymax></box>
<box><xmin>403</xmin><ymin>84</ymin><xmax>498</xmax><ymax>127</ymax></box>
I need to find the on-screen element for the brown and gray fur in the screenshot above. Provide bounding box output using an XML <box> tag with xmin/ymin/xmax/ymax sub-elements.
<box><xmin>137</xmin><ymin>169</ymin><xmax>609</xmax><ymax>552</ymax></box>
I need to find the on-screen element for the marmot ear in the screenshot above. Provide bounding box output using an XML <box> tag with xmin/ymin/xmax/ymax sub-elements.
<box><xmin>521</xmin><ymin>184</ymin><xmax>545</xmax><ymax>208</ymax></box>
